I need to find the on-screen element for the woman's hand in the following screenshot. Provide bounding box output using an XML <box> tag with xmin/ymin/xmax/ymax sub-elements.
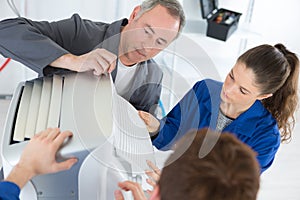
<box><xmin>138</xmin><ymin>111</ymin><xmax>160</xmax><ymax>134</ymax></box>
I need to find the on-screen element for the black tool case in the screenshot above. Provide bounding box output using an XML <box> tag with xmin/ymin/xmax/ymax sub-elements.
<box><xmin>199</xmin><ymin>0</ymin><xmax>242</xmax><ymax>41</ymax></box>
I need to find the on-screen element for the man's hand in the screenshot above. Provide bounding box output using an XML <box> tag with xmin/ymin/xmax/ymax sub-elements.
<box><xmin>5</xmin><ymin>128</ymin><xmax>77</xmax><ymax>189</ymax></box>
<box><xmin>51</xmin><ymin>48</ymin><xmax>117</xmax><ymax>75</ymax></box>
<box><xmin>114</xmin><ymin>181</ymin><xmax>147</xmax><ymax>200</ymax></box>
<box><xmin>138</xmin><ymin>111</ymin><xmax>160</xmax><ymax>134</ymax></box>
<box><xmin>145</xmin><ymin>160</ymin><xmax>161</xmax><ymax>196</ymax></box>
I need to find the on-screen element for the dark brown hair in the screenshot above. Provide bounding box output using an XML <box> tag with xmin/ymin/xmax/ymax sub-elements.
<box><xmin>238</xmin><ymin>44</ymin><xmax>299</xmax><ymax>142</ymax></box>
<box><xmin>158</xmin><ymin>128</ymin><xmax>260</xmax><ymax>200</ymax></box>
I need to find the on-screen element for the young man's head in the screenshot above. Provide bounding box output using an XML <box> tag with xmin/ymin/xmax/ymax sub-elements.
<box><xmin>119</xmin><ymin>0</ymin><xmax>185</xmax><ymax>66</ymax></box>
<box><xmin>150</xmin><ymin>128</ymin><xmax>260</xmax><ymax>200</ymax></box>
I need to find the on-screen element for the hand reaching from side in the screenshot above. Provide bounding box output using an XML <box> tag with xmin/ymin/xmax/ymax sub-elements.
<box><xmin>114</xmin><ymin>181</ymin><xmax>147</xmax><ymax>200</ymax></box>
<box><xmin>5</xmin><ymin>128</ymin><xmax>77</xmax><ymax>189</ymax></box>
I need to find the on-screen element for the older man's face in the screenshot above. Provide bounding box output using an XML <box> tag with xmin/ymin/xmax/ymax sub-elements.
<box><xmin>119</xmin><ymin>5</ymin><xmax>180</xmax><ymax>66</ymax></box>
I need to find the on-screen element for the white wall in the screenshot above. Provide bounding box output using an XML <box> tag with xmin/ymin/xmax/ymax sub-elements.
<box><xmin>15</xmin><ymin>0</ymin><xmax>142</xmax><ymax>21</ymax></box>
<box><xmin>250</xmin><ymin>0</ymin><xmax>300</xmax><ymax>54</ymax></box>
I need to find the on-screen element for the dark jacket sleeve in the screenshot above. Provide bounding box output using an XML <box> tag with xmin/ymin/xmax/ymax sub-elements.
<box><xmin>153</xmin><ymin>81</ymin><xmax>205</xmax><ymax>149</ymax></box>
<box><xmin>0</xmin><ymin>181</ymin><xmax>20</xmax><ymax>200</ymax></box>
<box><xmin>0</xmin><ymin>14</ymin><xmax>108</xmax><ymax>75</ymax></box>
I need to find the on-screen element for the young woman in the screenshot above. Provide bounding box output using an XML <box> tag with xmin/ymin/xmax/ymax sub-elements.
<box><xmin>139</xmin><ymin>43</ymin><xmax>299</xmax><ymax>173</ymax></box>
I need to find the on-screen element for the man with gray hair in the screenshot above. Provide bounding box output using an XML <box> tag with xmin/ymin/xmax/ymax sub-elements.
<box><xmin>0</xmin><ymin>0</ymin><xmax>185</xmax><ymax>114</ymax></box>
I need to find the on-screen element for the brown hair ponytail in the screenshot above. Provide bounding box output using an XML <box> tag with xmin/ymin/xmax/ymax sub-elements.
<box><xmin>238</xmin><ymin>44</ymin><xmax>299</xmax><ymax>142</ymax></box>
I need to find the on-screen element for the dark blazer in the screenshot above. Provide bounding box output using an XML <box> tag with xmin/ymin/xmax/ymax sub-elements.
<box><xmin>0</xmin><ymin>14</ymin><xmax>163</xmax><ymax>113</ymax></box>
